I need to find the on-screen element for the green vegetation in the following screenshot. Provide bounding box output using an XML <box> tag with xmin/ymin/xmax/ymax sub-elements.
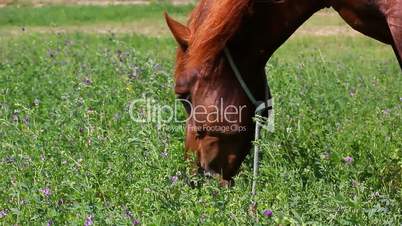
<box><xmin>0</xmin><ymin>3</ymin><xmax>401</xmax><ymax>225</ymax></box>
<box><xmin>0</xmin><ymin>4</ymin><xmax>192</xmax><ymax>27</ymax></box>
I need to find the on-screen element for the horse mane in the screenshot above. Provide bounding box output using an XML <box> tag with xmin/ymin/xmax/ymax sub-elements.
<box><xmin>187</xmin><ymin>0</ymin><xmax>253</xmax><ymax>69</ymax></box>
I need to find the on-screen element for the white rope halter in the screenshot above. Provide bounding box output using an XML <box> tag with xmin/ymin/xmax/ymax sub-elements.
<box><xmin>224</xmin><ymin>47</ymin><xmax>273</xmax><ymax>200</ymax></box>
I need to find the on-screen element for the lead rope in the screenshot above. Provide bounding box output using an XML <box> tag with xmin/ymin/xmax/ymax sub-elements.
<box><xmin>224</xmin><ymin>48</ymin><xmax>272</xmax><ymax>207</ymax></box>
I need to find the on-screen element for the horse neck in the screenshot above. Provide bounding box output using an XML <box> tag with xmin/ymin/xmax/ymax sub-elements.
<box><xmin>227</xmin><ymin>0</ymin><xmax>326</xmax><ymax>100</ymax></box>
<box><xmin>257</xmin><ymin>0</ymin><xmax>327</xmax><ymax>60</ymax></box>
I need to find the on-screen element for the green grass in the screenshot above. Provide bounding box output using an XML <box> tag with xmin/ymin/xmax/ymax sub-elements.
<box><xmin>0</xmin><ymin>4</ymin><xmax>401</xmax><ymax>225</ymax></box>
<box><xmin>0</xmin><ymin>4</ymin><xmax>192</xmax><ymax>27</ymax></box>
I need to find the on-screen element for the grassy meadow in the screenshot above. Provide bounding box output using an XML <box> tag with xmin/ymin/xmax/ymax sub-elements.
<box><xmin>0</xmin><ymin>3</ymin><xmax>401</xmax><ymax>225</ymax></box>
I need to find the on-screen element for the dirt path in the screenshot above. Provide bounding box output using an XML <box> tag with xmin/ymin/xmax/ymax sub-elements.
<box><xmin>295</xmin><ymin>26</ymin><xmax>359</xmax><ymax>37</ymax></box>
<box><xmin>0</xmin><ymin>22</ymin><xmax>359</xmax><ymax>38</ymax></box>
<box><xmin>0</xmin><ymin>3</ymin><xmax>358</xmax><ymax>38</ymax></box>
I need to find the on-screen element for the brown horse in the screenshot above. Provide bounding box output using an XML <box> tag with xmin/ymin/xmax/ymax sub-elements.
<box><xmin>165</xmin><ymin>0</ymin><xmax>402</xmax><ymax>184</ymax></box>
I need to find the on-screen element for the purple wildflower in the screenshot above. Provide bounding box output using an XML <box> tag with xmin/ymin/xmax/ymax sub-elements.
<box><xmin>249</xmin><ymin>202</ymin><xmax>257</xmax><ymax>215</ymax></box>
<box><xmin>20</xmin><ymin>199</ymin><xmax>27</xmax><ymax>205</ymax></box>
<box><xmin>48</xmin><ymin>50</ymin><xmax>55</xmax><ymax>58</ymax></box>
<box><xmin>372</xmin><ymin>191</ymin><xmax>380</xmax><ymax>197</ymax></box>
<box><xmin>321</xmin><ymin>152</ymin><xmax>330</xmax><ymax>160</ymax></box>
<box><xmin>77</xmin><ymin>97</ymin><xmax>84</xmax><ymax>106</ymax></box>
<box><xmin>3</xmin><ymin>156</ymin><xmax>16</xmax><ymax>164</ymax></box>
<box><xmin>349</xmin><ymin>89</ymin><xmax>356</xmax><ymax>97</ymax></box>
<box><xmin>113</xmin><ymin>113</ymin><xmax>121</xmax><ymax>121</ymax></box>
<box><xmin>125</xmin><ymin>209</ymin><xmax>140</xmax><ymax>225</ymax></box>
<box><xmin>12</xmin><ymin>112</ymin><xmax>19</xmax><ymax>122</ymax></box>
<box><xmin>343</xmin><ymin>156</ymin><xmax>354</xmax><ymax>164</ymax></box>
<box><xmin>47</xmin><ymin>220</ymin><xmax>53</xmax><ymax>226</ymax></box>
<box><xmin>129</xmin><ymin>67</ymin><xmax>141</xmax><ymax>79</ymax></box>
<box><xmin>200</xmin><ymin>213</ymin><xmax>207</xmax><ymax>223</ymax></box>
<box><xmin>87</xmin><ymin>108</ymin><xmax>95</xmax><ymax>114</ymax></box>
<box><xmin>83</xmin><ymin>77</ymin><xmax>92</xmax><ymax>85</ymax></box>
<box><xmin>41</xmin><ymin>187</ymin><xmax>52</xmax><ymax>197</ymax></box>
<box><xmin>23</xmin><ymin>115</ymin><xmax>30</xmax><ymax>125</ymax></box>
<box><xmin>153</xmin><ymin>63</ymin><xmax>162</xmax><ymax>72</ymax></box>
<box><xmin>125</xmin><ymin>209</ymin><xmax>133</xmax><ymax>218</ymax></box>
<box><xmin>160</xmin><ymin>151</ymin><xmax>168</xmax><ymax>158</ymax></box>
<box><xmin>0</xmin><ymin>210</ymin><xmax>7</xmax><ymax>218</ymax></box>
<box><xmin>84</xmin><ymin>215</ymin><xmax>93</xmax><ymax>226</ymax></box>
<box><xmin>263</xmin><ymin>209</ymin><xmax>273</xmax><ymax>218</ymax></box>
<box><xmin>33</xmin><ymin>99</ymin><xmax>40</xmax><ymax>107</ymax></box>
<box><xmin>58</xmin><ymin>198</ymin><xmax>65</xmax><ymax>206</ymax></box>
<box><xmin>171</xmin><ymin>176</ymin><xmax>178</xmax><ymax>184</ymax></box>
<box><xmin>383</xmin><ymin>109</ymin><xmax>391</xmax><ymax>116</ymax></box>
<box><xmin>351</xmin><ymin>180</ymin><xmax>359</xmax><ymax>188</ymax></box>
<box><xmin>399</xmin><ymin>97</ymin><xmax>402</xmax><ymax>102</ymax></box>
<box><xmin>64</xmin><ymin>40</ymin><xmax>73</xmax><ymax>46</ymax></box>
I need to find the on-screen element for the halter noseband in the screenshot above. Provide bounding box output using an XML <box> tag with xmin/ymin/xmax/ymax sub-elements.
<box><xmin>224</xmin><ymin>47</ymin><xmax>272</xmax><ymax>201</ymax></box>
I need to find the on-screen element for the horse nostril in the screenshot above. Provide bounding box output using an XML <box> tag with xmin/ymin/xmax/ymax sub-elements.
<box><xmin>176</xmin><ymin>93</ymin><xmax>192</xmax><ymax>115</ymax></box>
<box><xmin>196</xmin><ymin>130</ymin><xmax>206</xmax><ymax>139</ymax></box>
<box><xmin>176</xmin><ymin>93</ymin><xmax>190</xmax><ymax>101</ymax></box>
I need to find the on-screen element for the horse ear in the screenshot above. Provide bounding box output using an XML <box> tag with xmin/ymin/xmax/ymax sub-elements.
<box><xmin>164</xmin><ymin>12</ymin><xmax>190</xmax><ymax>49</ymax></box>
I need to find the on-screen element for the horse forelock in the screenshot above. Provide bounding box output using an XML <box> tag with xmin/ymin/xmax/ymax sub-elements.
<box><xmin>186</xmin><ymin>0</ymin><xmax>252</xmax><ymax>73</ymax></box>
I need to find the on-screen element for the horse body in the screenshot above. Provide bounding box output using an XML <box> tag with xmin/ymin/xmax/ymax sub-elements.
<box><xmin>166</xmin><ymin>0</ymin><xmax>402</xmax><ymax>184</ymax></box>
<box><xmin>331</xmin><ymin>0</ymin><xmax>402</xmax><ymax>66</ymax></box>
<box><xmin>332</xmin><ymin>0</ymin><xmax>392</xmax><ymax>43</ymax></box>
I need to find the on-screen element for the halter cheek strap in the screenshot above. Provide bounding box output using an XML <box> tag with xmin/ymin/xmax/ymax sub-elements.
<box><xmin>224</xmin><ymin>47</ymin><xmax>272</xmax><ymax>200</ymax></box>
